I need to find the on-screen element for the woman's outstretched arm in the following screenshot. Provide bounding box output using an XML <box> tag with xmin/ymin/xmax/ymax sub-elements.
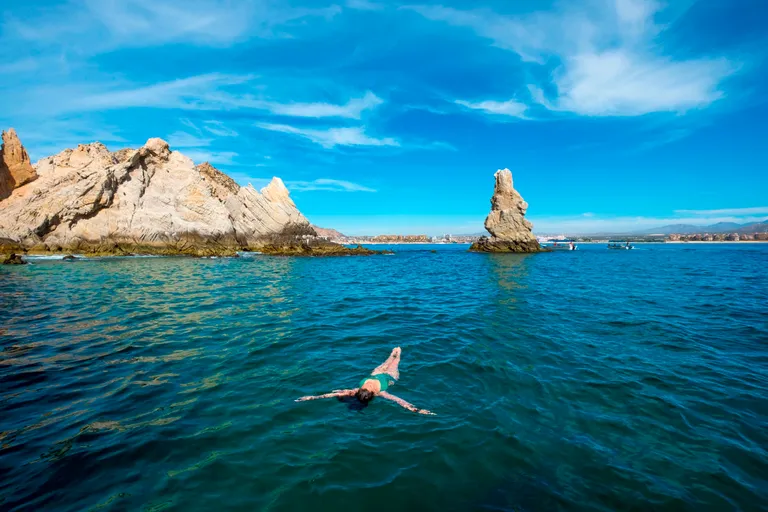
<box><xmin>379</xmin><ymin>391</ymin><xmax>436</xmax><ymax>415</ymax></box>
<box><xmin>295</xmin><ymin>390</ymin><xmax>356</xmax><ymax>402</ymax></box>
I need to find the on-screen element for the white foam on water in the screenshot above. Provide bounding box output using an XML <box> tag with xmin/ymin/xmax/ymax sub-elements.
<box><xmin>23</xmin><ymin>255</ymin><xmax>82</xmax><ymax>261</ymax></box>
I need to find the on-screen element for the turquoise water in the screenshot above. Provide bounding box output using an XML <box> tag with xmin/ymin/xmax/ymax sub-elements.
<box><xmin>1</xmin><ymin>244</ymin><xmax>767</xmax><ymax>511</ymax></box>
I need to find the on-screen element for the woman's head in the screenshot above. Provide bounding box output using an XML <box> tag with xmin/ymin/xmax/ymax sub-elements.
<box><xmin>355</xmin><ymin>388</ymin><xmax>374</xmax><ymax>404</ymax></box>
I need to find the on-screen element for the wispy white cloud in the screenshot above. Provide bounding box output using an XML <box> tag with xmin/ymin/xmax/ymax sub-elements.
<box><xmin>11</xmin><ymin>74</ymin><xmax>385</xmax><ymax>123</ymax></box>
<box><xmin>346</xmin><ymin>0</ymin><xmax>384</xmax><ymax>11</ymax></box>
<box><xmin>202</xmin><ymin>120</ymin><xmax>239</xmax><ymax>137</ymax></box>
<box><xmin>403</xmin><ymin>4</ymin><xmax>550</xmax><ymax>63</ymax></box>
<box><xmin>674</xmin><ymin>207</ymin><xmax>768</xmax><ymax>216</ymax></box>
<box><xmin>65</xmin><ymin>73</ymin><xmax>253</xmax><ymax>113</ymax></box>
<box><xmin>455</xmin><ymin>99</ymin><xmax>528</xmax><ymax>118</ymax></box>
<box><xmin>167</xmin><ymin>131</ymin><xmax>212</xmax><ymax>148</ymax></box>
<box><xmin>534</xmin><ymin>52</ymin><xmax>735</xmax><ymax>116</ymax></box>
<box><xmin>264</xmin><ymin>91</ymin><xmax>383</xmax><ymax>119</ymax></box>
<box><xmin>247</xmin><ymin>177</ymin><xmax>376</xmax><ymax>193</ymax></box>
<box><xmin>164</xmin><ymin>119</ymin><xmax>244</xmax><ymax>165</ymax></box>
<box><xmin>5</xmin><ymin>0</ymin><xmax>341</xmax><ymax>50</ymax></box>
<box><xmin>255</xmin><ymin>123</ymin><xmax>399</xmax><ymax>149</ymax></box>
<box><xmin>407</xmin><ymin>0</ymin><xmax>738</xmax><ymax>117</ymax></box>
<box><xmin>632</xmin><ymin>127</ymin><xmax>695</xmax><ymax>153</ymax></box>
<box><xmin>83</xmin><ymin>0</ymin><xmax>255</xmax><ymax>46</ymax></box>
<box><xmin>182</xmin><ymin>149</ymin><xmax>239</xmax><ymax>165</ymax></box>
<box><xmin>415</xmin><ymin>140</ymin><xmax>458</xmax><ymax>152</ymax></box>
<box><xmin>178</xmin><ymin>118</ymin><xmax>239</xmax><ymax>139</ymax></box>
<box><xmin>288</xmin><ymin>179</ymin><xmax>377</xmax><ymax>192</ymax></box>
<box><xmin>10</xmin><ymin>120</ymin><xmax>129</xmax><ymax>161</ymax></box>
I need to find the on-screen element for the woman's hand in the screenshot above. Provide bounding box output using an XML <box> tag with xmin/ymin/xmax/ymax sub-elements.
<box><xmin>380</xmin><ymin>391</ymin><xmax>435</xmax><ymax>415</ymax></box>
<box><xmin>295</xmin><ymin>396</ymin><xmax>313</xmax><ymax>402</ymax></box>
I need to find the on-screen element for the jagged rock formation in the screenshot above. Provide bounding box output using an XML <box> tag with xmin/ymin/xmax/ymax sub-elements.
<box><xmin>0</xmin><ymin>129</ymin><xmax>38</xmax><ymax>200</ymax></box>
<box><xmin>0</xmin><ymin>133</ymin><xmax>320</xmax><ymax>255</ymax></box>
<box><xmin>470</xmin><ymin>168</ymin><xmax>541</xmax><ymax>253</ymax></box>
<box><xmin>1</xmin><ymin>253</ymin><xmax>26</xmax><ymax>265</ymax></box>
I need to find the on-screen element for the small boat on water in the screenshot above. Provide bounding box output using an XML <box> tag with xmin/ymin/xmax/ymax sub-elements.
<box><xmin>608</xmin><ymin>240</ymin><xmax>634</xmax><ymax>250</ymax></box>
<box><xmin>542</xmin><ymin>239</ymin><xmax>577</xmax><ymax>251</ymax></box>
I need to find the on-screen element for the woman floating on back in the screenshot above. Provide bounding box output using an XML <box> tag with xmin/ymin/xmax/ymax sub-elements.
<box><xmin>295</xmin><ymin>347</ymin><xmax>435</xmax><ymax>415</ymax></box>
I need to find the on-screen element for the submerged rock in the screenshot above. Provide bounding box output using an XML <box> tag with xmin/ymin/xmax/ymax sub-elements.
<box><xmin>256</xmin><ymin>242</ymin><xmax>392</xmax><ymax>257</ymax></box>
<box><xmin>2</xmin><ymin>253</ymin><xmax>26</xmax><ymax>265</ymax></box>
<box><xmin>470</xmin><ymin>168</ymin><xmax>541</xmax><ymax>253</ymax></box>
<box><xmin>0</xmin><ymin>129</ymin><xmax>38</xmax><ymax>200</ymax></box>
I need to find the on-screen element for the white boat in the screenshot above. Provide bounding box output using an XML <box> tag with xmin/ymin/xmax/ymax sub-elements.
<box><xmin>608</xmin><ymin>240</ymin><xmax>634</xmax><ymax>250</ymax></box>
<box><xmin>542</xmin><ymin>239</ymin><xmax>577</xmax><ymax>251</ymax></box>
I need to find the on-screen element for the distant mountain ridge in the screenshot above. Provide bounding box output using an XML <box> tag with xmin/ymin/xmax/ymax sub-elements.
<box><xmin>312</xmin><ymin>226</ymin><xmax>346</xmax><ymax>240</ymax></box>
<box><xmin>634</xmin><ymin>220</ymin><xmax>768</xmax><ymax>235</ymax></box>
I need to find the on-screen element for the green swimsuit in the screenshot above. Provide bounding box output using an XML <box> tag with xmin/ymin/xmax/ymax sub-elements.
<box><xmin>359</xmin><ymin>373</ymin><xmax>394</xmax><ymax>391</ymax></box>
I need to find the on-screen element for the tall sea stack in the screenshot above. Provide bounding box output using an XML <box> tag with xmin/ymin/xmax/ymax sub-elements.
<box><xmin>470</xmin><ymin>168</ymin><xmax>541</xmax><ymax>253</ymax></box>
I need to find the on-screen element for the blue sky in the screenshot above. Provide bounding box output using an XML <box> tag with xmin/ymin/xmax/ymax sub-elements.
<box><xmin>1</xmin><ymin>0</ymin><xmax>766</xmax><ymax>235</ymax></box>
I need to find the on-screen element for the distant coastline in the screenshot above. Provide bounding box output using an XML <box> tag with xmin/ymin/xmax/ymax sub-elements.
<box><xmin>663</xmin><ymin>240</ymin><xmax>768</xmax><ymax>244</ymax></box>
<box><xmin>344</xmin><ymin>241</ymin><xmax>472</xmax><ymax>245</ymax></box>
<box><xmin>352</xmin><ymin>240</ymin><xmax>768</xmax><ymax>245</ymax></box>
<box><xmin>543</xmin><ymin>240</ymin><xmax>768</xmax><ymax>244</ymax></box>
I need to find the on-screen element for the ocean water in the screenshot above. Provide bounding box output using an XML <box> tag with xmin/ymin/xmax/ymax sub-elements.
<box><xmin>1</xmin><ymin>243</ymin><xmax>767</xmax><ymax>511</ymax></box>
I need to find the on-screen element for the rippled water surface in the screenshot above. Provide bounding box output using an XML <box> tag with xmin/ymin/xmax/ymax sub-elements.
<box><xmin>1</xmin><ymin>244</ymin><xmax>767</xmax><ymax>511</ymax></box>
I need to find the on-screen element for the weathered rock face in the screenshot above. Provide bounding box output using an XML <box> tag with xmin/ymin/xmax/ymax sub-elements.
<box><xmin>0</xmin><ymin>129</ymin><xmax>38</xmax><ymax>200</ymax></box>
<box><xmin>0</xmin><ymin>133</ymin><xmax>316</xmax><ymax>254</ymax></box>
<box><xmin>197</xmin><ymin>162</ymin><xmax>239</xmax><ymax>201</ymax></box>
<box><xmin>470</xmin><ymin>168</ymin><xmax>541</xmax><ymax>253</ymax></box>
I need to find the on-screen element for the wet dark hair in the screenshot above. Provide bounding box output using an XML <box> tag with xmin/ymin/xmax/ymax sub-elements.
<box><xmin>355</xmin><ymin>388</ymin><xmax>374</xmax><ymax>404</ymax></box>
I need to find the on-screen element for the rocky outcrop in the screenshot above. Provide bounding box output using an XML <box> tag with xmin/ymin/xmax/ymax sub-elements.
<box><xmin>0</xmin><ymin>134</ymin><xmax>324</xmax><ymax>255</ymax></box>
<box><xmin>0</xmin><ymin>129</ymin><xmax>38</xmax><ymax>200</ymax></box>
<box><xmin>2</xmin><ymin>253</ymin><xmax>26</xmax><ymax>265</ymax></box>
<box><xmin>258</xmin><ymin>242</ymin><xmax>392</xmax><ymax>256</ymax></box>
<box><xmin>470</xmin><ymin>168</ymin><xmax>541</xmax><ymax>253</ymax></box>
